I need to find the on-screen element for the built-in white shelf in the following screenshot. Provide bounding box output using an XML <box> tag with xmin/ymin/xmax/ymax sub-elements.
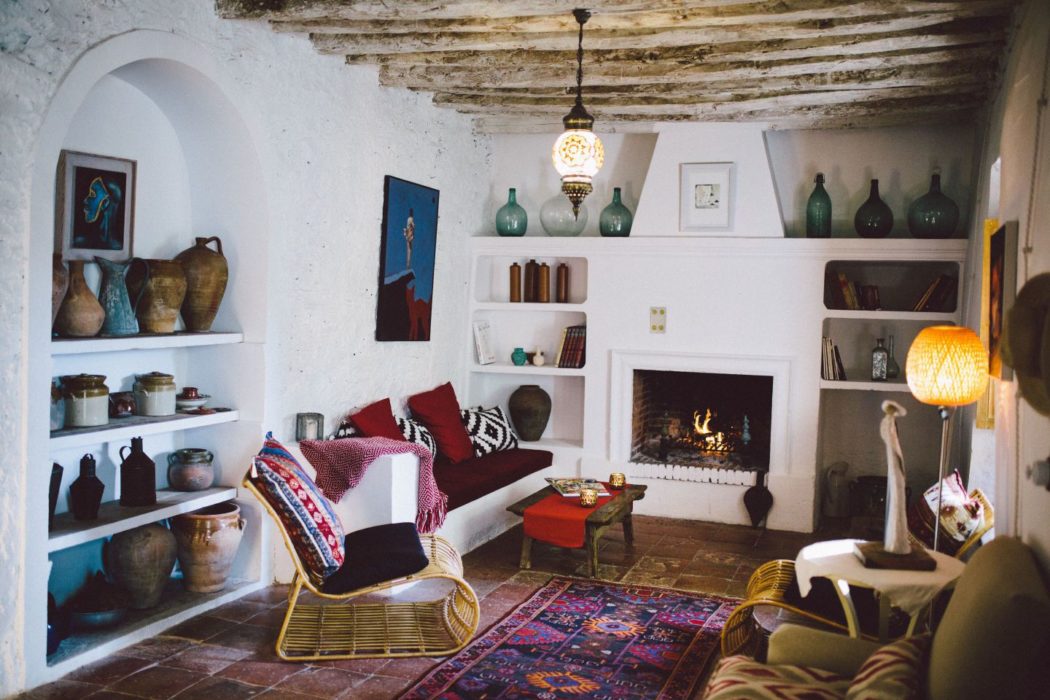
<box><xmin>472</xmin><ymin>364</ymin><xmax>586</xmax><ymax>376</ymax></box>
<box><xmin>51</xmin><ymin>331</ymin><xmax>243</xmax><ymax>355</ymax></box>
<box><xmin>49</xmin><ymin>410</ymin><xmax>239</xmax><ymax>450</ymax></box>
<box><xmin>473</xmin><ymin>302</ymin><xmax>587</xmax><ymax>312</ymax></box>
<box><xmin>45</xmin><ymin>577</ymin><xmax>263</xmax><ymax>673</ymax></box>
<box><xmin>48</xmin><ymin>487</ymin><xmax>238</xmax><ymax>552</ymax></box>
<box><xmin>823</xmin><ymin>310</ymin><xmax>957</xmax><ymax>322</ymax></box>
<box><xmin>820</xmin><ymin>380</ymin><xmax>912</xmax><ymax>392</ymax></box>
<box><xmin>523</xmin><ymin>437</ymin><xmax>584</xmax><ymax>450</ymax></box>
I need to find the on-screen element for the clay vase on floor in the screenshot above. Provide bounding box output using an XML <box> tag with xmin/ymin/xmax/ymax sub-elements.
<box><xmin>126</xmin><ymin>258</ymin><xmax>187</xmax><ymax>333</ymax></box>
<box><xmin>167</xmin><ymin>448</ymin><xmax>215</xmax><ymax>491</ymax></box>
<box><xmin>52</xmin><ymin>254</ymin><xmax>69</xmax><ymax>330</ymax></box>
<box><xmin>172</xmin><ymin>502</ymin><xmax>245</xmax><ymax>593</ymax></box>
<box><xmin>105</xmin><ymin>524</ymin><xmax>177</xmax><ymax>609</ymax></box>
<box><xmin>54</xmin><ymin>260</ymin><xmax>104</xmax><ymax>337</ymax></box>
<box><xmin>175</xmin><ymin>237</ymin><xmax>228</xmax><ymax>332</ymax></box>
<box><xmin>507</xmin><ymin>384</ymin><xmax>551</xmax><ymax>441</ymax></box>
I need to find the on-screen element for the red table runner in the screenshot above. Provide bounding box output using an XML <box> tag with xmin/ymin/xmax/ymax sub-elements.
<box><xmin>524</xmin><ymin>486</ymin><xmax>615</xmax><ymax>548</ymax></box>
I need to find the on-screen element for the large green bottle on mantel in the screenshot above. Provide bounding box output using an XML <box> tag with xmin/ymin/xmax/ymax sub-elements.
<box><xmin>806</xmin><ymin>173</ymin><xmax>832</xmax><ymax>238</ymax></box>
<box><xmin>854</xmin><ymin>179</ymin><xmax>894</xmax><ymax>238</ymax></box>
<box><xmin>495</xmin><ymin>188</ymin><xmax>528</xmax><ymax>236</ymax></box>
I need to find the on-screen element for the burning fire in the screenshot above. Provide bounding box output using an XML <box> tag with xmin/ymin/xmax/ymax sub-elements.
<box><xmin>693</xmin><ymin>408</ymin><xmax>728</xmax><ymax>451</ymax></box>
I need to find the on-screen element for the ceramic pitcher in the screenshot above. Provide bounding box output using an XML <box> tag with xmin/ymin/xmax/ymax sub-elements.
<box><xmin>95</xmin><ymin>257</ymin><xmax>143</xmax><ymax>336</ymax></box>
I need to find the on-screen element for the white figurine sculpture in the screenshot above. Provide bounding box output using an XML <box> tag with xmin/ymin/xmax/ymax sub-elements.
<box><xmin>880</xmin><ymin>400</ymin><xmax>911</xmax><ymax>554</ymax></box>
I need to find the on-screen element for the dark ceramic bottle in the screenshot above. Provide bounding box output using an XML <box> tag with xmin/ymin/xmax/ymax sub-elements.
<box><xmin>854</xmin><ymin>179</ymin><xmax>893</xmax><ymax>238</ymax></box>
<box><xmin>908</xmin><ymin>173</ymin><xmax>959</xmax><ymax>239</ymax></box>
<box><xmin>69</xmin><ymin>454</ymin><xmax>104</xmax><ymax>520</ymax></box>
<box><xmin>495</xmin><ymin>188</ymin><xmax>528</xmax><ymax>236</ymax></box>
<box><xmin>806</xmin><ymin>173</ymin><xmax>832</xmax><ymax>238</ymax></box>
<box><xmin>599</xmin><ymin>187</ymin><xmax>633</xmax><ymax>237</ymax></box>
<box><xmin>120</xmin><ymin>437</ymin><xmax>156</xmax><ymax>507</ymax></box>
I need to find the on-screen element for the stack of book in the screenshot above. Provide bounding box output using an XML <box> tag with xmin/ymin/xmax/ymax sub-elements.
<box><xmin>555</xmin><ymin>324</ymin><xmax>586</xmax><ymax>368</ymax></box>
<box><xmin>821</xmin><ymin>336</ymin><xmax>847</xmax><ymax>380</ymax></box>
<box><xmin>912</xmin><ymin>274</ymin><xmax>958</xmax><ymax>312</ymax></box>
<box><xmin>825</xmin><ymin>271</ymin><xmax>880</xmax><ymax>311</ymax></box>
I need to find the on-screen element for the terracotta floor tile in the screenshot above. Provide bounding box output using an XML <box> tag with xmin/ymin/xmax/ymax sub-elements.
<box><xmin>345</xmin><ymin>673</ymin><xmax>412</xmax><ymax>699</ymax></box>
<box><xmin>164</xmin><ymin>644</ymin><xmax>251</xmax><ymax>674</ymax></box>
<box><xmin>674</xmin><ymin>574</ymin><xmax>731</xmax><ymax>595</ymax></box>
<box><xmin>164</xmin><ymin>615</ymin><xmax>235</xmax><ymax>642</ymax></box>
<box><xmin>573</xmin><ymin>561</ymin><xmax>629</xmax><ymax>581</ymax></box>
<box><xmin>305</xmin><ymin>657</ymin><xmax>390</xmax><ymax>674</ymax></box>
<box><xmin>377</xmin><ymin>656</ymin><xmax>446</xmax><ymax>681</ymax></box>
<box><xmin>84</xmin><ymin>691</ymin><xmax>147</xmax><ymax>700</ymax></box>
<box><xmin>274</xmin><ymin>666</ymin><xmax>365</xmax><ymax>699</ymax></box>
<box><xmin>681</xmin><ymin>558</ymin><xmax>740</xmax><ymax>579</ymax></box>
<box><xmin>120</xmin><ymin>636</ymin><xmax>194</xmax><ymax>662</ymax></box>
<box><xmin>172</xmin><ymin>676</ymin><xmax>263</xmax><ymax>700</ymax></box>
<box><xmin>108</xmin><ymin>666</ymin><xmax>209</xmax><ymax>699</ymax></box>
<box><xmin>210</xmin><ymin>601</ymin><xmax>276</xmax><ymax>624</ymax></box>
<box><xmin>208</xmin><ymin>624</ymin><xmax>279</xmax><ymax>654</ymax></box>
<box><xmin>626</xmin><ymin>555</ymin><xmax>688</xmax><ymax>576</ymax></box>
<box><xmin>64</xmin><ymin>655</ymin><xmax>153</xmax><ymax>685</ymax></box>
<box><xmin>251</xmin><ymin>690</ymin><xmax>316</xmax><ymax>700</ymax></box>
<box><xmin>241</xmin><ymin>586</ymin><xmax>291</xmax><ymax>606</ymax></box>
<box><xmin>241</xmin><ymin>606</ymin><xmax>289</xmax><ymax>629</ymax></box>
<box><xmin>218</xmin><ymin>659</ymin><xmax>304</xmax><ymax>687</ymax></box>
<box><xmin>20</xmin><ymin>680</ymin><xmax>102</xmax><ymax>699</ymax></box>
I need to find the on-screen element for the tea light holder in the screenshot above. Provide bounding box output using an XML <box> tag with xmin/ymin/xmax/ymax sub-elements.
<box><xmin>579</xmin><ymin>488</ymin><xmax>598</xmax><ymax>507</ymax></box>
<box><xmin>610</xmin><ymin>472</ymin><xmax>626</xmax><ymax>489</ymax></box>
<box><xmin>295</xmin><ymin>412</ymin><xmax>324</xmax><ymax>441</ymax></box>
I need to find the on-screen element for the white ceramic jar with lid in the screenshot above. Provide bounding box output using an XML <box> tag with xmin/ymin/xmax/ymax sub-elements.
<box><xmin>134</xmin><ymin>372</ymin><xmax>176</xmax><ymax>416</ymax></box>
<box><xmin>61</xmin><ymin>374</ymin><xmax>109</xmax><ymax>428</ymax></box>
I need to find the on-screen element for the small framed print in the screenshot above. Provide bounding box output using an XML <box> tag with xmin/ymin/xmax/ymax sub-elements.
<box><xmin>473</xmin><ymin>320</ymin><xmax>495</xmax><ymax>365</ymax></box>
<box><xmin>680</xmin><ymin>162</ymin><xmax>734</xmax><ymax>232</ymax></box>
<box><xmin>56</xmin><ymin>150</ymin><xmax>136</xmax><ymax>261</ymax></box>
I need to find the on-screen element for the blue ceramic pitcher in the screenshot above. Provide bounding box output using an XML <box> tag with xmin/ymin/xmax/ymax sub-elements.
<box><xmin>95</xmin><ymin>257</ymin><xmax>146</xmax><ymax>336</ymax></box>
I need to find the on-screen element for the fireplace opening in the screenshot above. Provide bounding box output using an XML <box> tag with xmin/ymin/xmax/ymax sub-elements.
<box><xmin>631</xmin><ymin>369</ymin><xmax>773</xmax><ymax>471</ymax></box>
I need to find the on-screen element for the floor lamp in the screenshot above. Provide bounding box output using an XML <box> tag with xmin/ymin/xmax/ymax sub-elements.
<box><xmin>905</xmin><ymin>326</ymin><xmax>988</xmax><ymax>552</ymax></box>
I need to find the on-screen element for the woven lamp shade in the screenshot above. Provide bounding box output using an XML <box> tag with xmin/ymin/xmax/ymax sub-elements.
<box><xmin>906</xmin><ymin>326</ymin><xmax>988</xmax><ymax>406</ymax></box>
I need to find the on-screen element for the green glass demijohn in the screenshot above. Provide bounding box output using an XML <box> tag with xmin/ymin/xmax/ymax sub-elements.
<box><xmin>908</xmin><ymin>173</ymin><xmax>959</xmax><ymax>239</ymax></box>
<box><xmin>805</xmin><ymin>173</ymin><xmax>832</xmax><ymax>238</ymax></box>
<box><xmin>599</xmin><ymin>187</ymin><xmax>633</xmax><ymax>237</ymax></box>
<box><xmin>495</xmin><ymin>188</ymin><xmax>528</xmax><ymax>237</ymax></box>
<box><xmin>854</xmin><ymin>179</ymin><xmax>893</xmax><ymax>238</ymax></box>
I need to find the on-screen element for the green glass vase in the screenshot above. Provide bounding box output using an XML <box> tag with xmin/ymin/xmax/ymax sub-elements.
<box><xmin>805</xmin><ymin>173</ymin><xmax>832</xmax><ymax>238</ymax></box>
<box><xmin>599</xmin><ymin>187</ymin><xmax>633</xmax><ymax>237</ymax></box>
<box><xmin>854</xmin><ymin>179</ymin><xmax>893</xmax><ymax>238</ymax></box>
<box><xmin>495</xmin><ymin>188</ymin><xmax>527</xmax><ymax>237</ymax></box>
<box><xmin>908</xmin><ymin>173</ymin><xmax>959</xmax><ymax>239</ymax></box>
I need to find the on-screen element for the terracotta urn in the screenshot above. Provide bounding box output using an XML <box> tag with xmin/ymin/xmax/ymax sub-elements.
<box><xmin>54</xmin><ymin>260</ymin><xmax>104</xmax><ymax>337</ymax></box>
<box><xmin>51</xmin><ymin>254</ymin><xmax>69</xmax><ymax>329</ymax></box>
<box><xmin>174</xmin><ymin>237</ymin><xmax>228</xmax><ymax>332</ymax></box>
<box><xmin>167</xmin><ymin>448</ymin><xmax>215</xmax><ymax>491</ymax></box>
<box><xmin>172</xmin><ymin>502</ymin><xmax>245</xmax><ymax>593</ymax></box>
<box><xmin>105</xmin><ymin>524</ymin><xmax>177</xmax><ymax>609</ymax></box>
<box><xmin>507</xmin><ymin>384</ymin><xmax>551</xmax><ymax>441</ymax></box>
<box><xmin>126</xmin><ymin>258</ymin><xmax>187</xmax><ymax>333</ymax></box>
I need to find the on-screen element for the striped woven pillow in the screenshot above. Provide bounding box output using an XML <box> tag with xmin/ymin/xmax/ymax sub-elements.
<box><xmin>250</xmin><ymin>432</ymin><xmax>345</xmax><ymax>580</ymax></box>
<box><xmin>846</xmin><ymin>634</ymin><xmax>929</xmax><ymax>699</ymax></box>
<box><xmin>703</xmin><ymin>655</ymin><xmax>849</xmax><ymax>699</ymax></box>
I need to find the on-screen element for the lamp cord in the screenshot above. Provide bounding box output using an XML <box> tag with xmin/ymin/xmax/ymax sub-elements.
<box><xmin>573</xmin><ymin>9</ymin><xmax>590</xmax><ymax>108</ymax></box>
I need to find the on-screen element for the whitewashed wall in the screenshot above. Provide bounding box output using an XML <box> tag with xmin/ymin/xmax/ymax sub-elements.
<box><xmin>0</xmin><ymin>0</ymin><xmax>491</xmax><ymax>693</ymax></box>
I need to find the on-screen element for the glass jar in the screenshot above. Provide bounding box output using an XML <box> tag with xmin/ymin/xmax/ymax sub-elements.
<box><xmin>134</xmin><ymin>372</ymin><xmax>176</xmax><ymax>416</ymax></box>
<box><xmin>61</xmin><ymin>374</ymin><xmax>109</xmax><ymax>428</ymax></box>
<box><xmin>871</xmin><ymin>338</ymin><xmax>889</xmax><ymax>381</ymax></box>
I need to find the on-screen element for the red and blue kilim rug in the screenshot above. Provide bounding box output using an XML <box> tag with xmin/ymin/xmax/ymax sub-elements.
<box><xmin>399</xmin><ymin>576</ymin><xmax>740</xmax><ymax>699</ymax></box>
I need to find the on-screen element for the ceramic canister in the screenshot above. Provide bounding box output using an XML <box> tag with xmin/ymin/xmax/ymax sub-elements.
<box><xmin>134</xmin><ymin>372</ymin><xmax>176</xmax><ymax>416</ymax></box>
<box><xmin>61</xmin><ymin>374</ymin><xmax>109</xmax><ymax>428</ymax></box>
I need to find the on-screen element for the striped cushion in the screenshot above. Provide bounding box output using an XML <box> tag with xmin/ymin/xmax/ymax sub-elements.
<box><xmin>249</xmin><ymin>432</ymin><xmax>345</xmax><ymax>580</ymax></box>
<box><xmin>703</xmin><ymin>655</ymin><xmax>850</xmax><ymax>699</ymax></box>
<box><xmin>398</xmin><ymin>417</ymin><xmax>437</xmax><ymax>455</ymax></box>
<box><xmin>460</xmin><ymin>406</ymin><xmax>518</xmax><ymax>457</ymax></box>
<box><xmin>846</xmin><ymin>635</ymin><xmax>929</xmax><ymax>699</ymax></box>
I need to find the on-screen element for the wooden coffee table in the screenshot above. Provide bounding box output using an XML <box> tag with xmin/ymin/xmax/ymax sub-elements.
<box><xmin>506</xmin><ymin>483</ymin><xmax>647</xmax><ymax>578</ymax></box>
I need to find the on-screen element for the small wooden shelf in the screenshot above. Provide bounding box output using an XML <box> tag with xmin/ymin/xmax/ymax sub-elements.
<box><xmin>50</xmin><ymin>410</ymin><xmax>239</xmax><ymax>450</ymax></box>
<box><xmin>823</xmin><ymin>310</ymin><xmax>957</xmax><ymax>322</ymax></box>
<box><xmin>51</xmin><ymin>331</ymin><xmax>243</xmax><ymax>355</ymax></box>
<box><xmin>471</xmin><ymin>364</ymin><xmax>586</xmax><ymax>376</ymax></box>
<box><xmin>48</xmin><ymin>487</ymin><xmax>239</xmax><ymax>552</ymax></box>
<box><xmin>820</xmin><ymin>380</ymin><xmax>912</xmax><ymax>392</ymax></box>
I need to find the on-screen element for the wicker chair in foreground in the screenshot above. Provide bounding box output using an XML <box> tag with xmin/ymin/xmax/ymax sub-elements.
<box><xmin>244</xmin><ymin>477</ymin><xmax>480</xmax><ymax>661</ymax></box>
<box><xmin>720</xmin><ymin>488</ymin><xmax>993</xmax><ymax>658</ymax></box>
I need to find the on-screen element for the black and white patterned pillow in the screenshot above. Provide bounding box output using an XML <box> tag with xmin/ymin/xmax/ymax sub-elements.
<box><xmin>397</xmin><ymin>417</ymin><xmax>437</xmax><ymax>455</ymax></box>
<box><xmin>460</xmin><ymin>406</ymin><xmax>518</xmax><ymax>457</ymax></box>
<box><xmin>328</xmin><ymin>420</ymin><xmax>359</xmax><ymax>440</ymax></box>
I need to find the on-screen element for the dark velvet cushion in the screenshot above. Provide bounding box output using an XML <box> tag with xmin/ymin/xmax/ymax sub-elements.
<box><xmin>782</xmin><ymin>573</ymin><xmax>909</xmax><ymax>638</ymax></box>
<box><xmin>434</xmin><ymin>448</ymin><xmax>553</xmax><ymax>511</ymax></box>
<box><xmin>320</xmin><ymin>522</ymin><xmax>428</xmax><ymax>594</ymax></box>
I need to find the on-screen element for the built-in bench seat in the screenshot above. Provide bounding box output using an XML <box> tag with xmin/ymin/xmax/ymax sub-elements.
<box><xmin>436</xmin><ymin>448</ymin><xmax>553</xmax><ymax>511</ymax></box>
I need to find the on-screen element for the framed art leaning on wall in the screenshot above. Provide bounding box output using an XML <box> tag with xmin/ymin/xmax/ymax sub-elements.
<box><xmin>679</xmin><ymin>162</ymin><xmax>734</xmax><ymax>232</ymax></box>
<box><xmin>56</xmin><ymin>150</ymin><xmax>136</xmax><ymax>261</ymax></box>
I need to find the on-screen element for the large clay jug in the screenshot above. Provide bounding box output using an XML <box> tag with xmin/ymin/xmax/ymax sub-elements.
<box><xmin>126</xmin><ymin>259</ymin><xmax>187</xmax><ymax>333</ymax></box>
<box><xmin>175</xmin><ymin>237</ymin><xmax>228</xmax><ymax>332</ymax></box>
<box><xmin>105</xmin><ymin>524</ymin><xmax>177</xmax><ymax>609</ymax></box>
<box><xmin>173</xmin><ymin>502</ymin><xmax>245</xmax><ymax>593</ymax></box>
<box><xmin>51</xmin><ymin>254</ymin><xmax>69</xmax><ymax>330</ymax></box>
<box><xmin>54</xmin><ymin>260</ymin><xmax>104</xmax><ymax>337</ymax></box>
<box><xmin>508</xmin><ymin>385</ymin><xmax>552</xmax><ymax>441</ymax></box>
<box><xmin>95</xmin><ymin>257</ymin><xmax>142</xmax><ymax>336</ymax></box>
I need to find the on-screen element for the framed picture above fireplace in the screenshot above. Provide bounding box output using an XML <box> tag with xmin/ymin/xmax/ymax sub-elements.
<box><xmin>679</xmin><ymin>162</ymin><xmax>734</xmax><ymax>232</ymax></box>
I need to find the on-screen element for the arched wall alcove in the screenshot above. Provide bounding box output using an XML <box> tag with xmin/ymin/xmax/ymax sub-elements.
<box><xmin>24</xmin><ymin>30</ymin><xmax>271</xmax><ymax>686</ymax></box>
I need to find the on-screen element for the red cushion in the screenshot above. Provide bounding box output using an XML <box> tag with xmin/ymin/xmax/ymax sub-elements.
<box><xmin>348</xmin><ymin>398</ymin><xmax>404</xmax><ymax>441</ymax></box>
<box><xmin>408</xmin><ymin>383</ymin><xmax>474</xmax><ymax>463</ymax></box>
<box><xmin>435</xmin><ymin>448</ymin><xmax>553</xmax><ymax>510</ymax></box>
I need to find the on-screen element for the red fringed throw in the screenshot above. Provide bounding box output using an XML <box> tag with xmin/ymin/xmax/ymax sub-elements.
<box><xmin>523</xmin><ymin>489</ymin><xmax>614</xmax><ymax>548</ymax></box>
<box><xmin>299</xmin><ymin>436</ymin><xmax>448</xmax><ymax>534</ymax></box>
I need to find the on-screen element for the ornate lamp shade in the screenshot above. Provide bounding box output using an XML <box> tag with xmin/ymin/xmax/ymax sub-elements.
<box><xmin>553</xmin><ymin>127</ymin><xmax>605</xmax><ymax>216</ymax></box>
<box><xmin>906</xmin><ymin>326</ymin><xmax>988</xmax><ymax>406</ymax></box>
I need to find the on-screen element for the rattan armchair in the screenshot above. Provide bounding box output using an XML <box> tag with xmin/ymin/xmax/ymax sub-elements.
<box><xmin>720</xmin><ymin>488</ymin><xmax>993</xmax><ymax>657</ymax></box>
<box><xmin>245</xmin><ymin>479</ymin><xmax>480</xmax><ymax>661</ymax></box>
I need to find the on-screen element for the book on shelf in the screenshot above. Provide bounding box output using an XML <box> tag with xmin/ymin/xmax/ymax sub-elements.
<box><xmin>556</xmin><ymin>324</ymin><xmax>587</xmax><ymax>368</ymax></box>
<box><xmin>912</xmin><ymin>274</ymin><xmax>958</xmax><ymax>312</ymax></box>
<box><xmin>472</xmin><ymin>320</ymin><xmax>495</xmax><ymax>365</ymax></box>
<box><xmin>821</xmin><ymin>336</ymin><xmax>847</xmax><ymax>381</ymax></box>
<box><xmin>546</xmin><ymin>477</ymin><xmax>610</xmax><ymax>498</ymax></box>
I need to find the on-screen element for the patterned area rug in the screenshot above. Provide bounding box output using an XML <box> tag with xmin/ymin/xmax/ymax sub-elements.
<box><xmin>399</xmin><ymin>576</ymin><xmax>739</xmax><ymax>699</ymax></box>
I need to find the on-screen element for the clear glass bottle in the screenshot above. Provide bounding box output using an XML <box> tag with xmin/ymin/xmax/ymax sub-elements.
<box><xmin>871</xmin><ymin>338</ymin><xmax>889</xmax><ymax>381</ymax></box>
<box><xmin>886</xmin><ymin>335</ymin><xmax>901</xmax><ymax>379</ymax></box>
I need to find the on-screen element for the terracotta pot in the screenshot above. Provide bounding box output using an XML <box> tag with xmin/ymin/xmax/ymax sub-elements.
<box><xmin>52</xmin><ymin>254</ymin><xmax>69</xmax><ymax>329</ymax></box>
<box><xmin>175</xmin><ymin>237</ymin><xmax>228</xmax><ymax>332</ymax></box>
<box><xmin>173</xmin><ymin>502</ymin><xmax>245</xmax><ymax>593</ymax></box>
<box><xmin>167</xmin><ymin>448</ymin><xmax>215</xmax><ymax>491</ymax></box>
<box><xmin>105</xmin><ymin>524</ymin><xmax>177</xmax><ymax>609</ymax></box>
<box><xmin>126</xmin><ymin>258</ymin><xmax>187</xmax><ymax>333</ymax></box>
<box><xmin>54</xmin><ymin>260</ymin><xmax>104</xmax><ymax>337</ymax></box>
<box><xmin>507</xmin><ymin>384</ymin><xmax>551</xmax><ymax>441</ymax></box>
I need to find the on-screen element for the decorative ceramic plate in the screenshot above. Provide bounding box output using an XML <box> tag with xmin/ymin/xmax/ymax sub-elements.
<box><xmin>176</xmin><ymin>395</ymin><xmax>211</xmax><ymax>410</ymax></box>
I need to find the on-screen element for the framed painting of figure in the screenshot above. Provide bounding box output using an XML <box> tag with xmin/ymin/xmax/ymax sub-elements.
<box><xmin>56</xmin><ymin>150</ymin><xmax>136</xmax><ymax>261</ymax></box>
<box><xmin>376</xmin><ymin>176</ymin><xmax>440</xmax><ymax>341</ymax></box>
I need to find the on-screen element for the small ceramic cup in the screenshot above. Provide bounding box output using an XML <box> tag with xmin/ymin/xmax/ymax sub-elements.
<box><xmin>178</xmin><ymin>386</ymin><xmax>200</xmax><ymax>400</ymax></box>
<box><xmin>579</xmin><ymin>488</ymin><xmax>598</xmax><ymax>507</ymax></box>
<box><xmin>610</xmin><ymin>472</ymin><xmax>626</xmax><ymax>489</ymax></box>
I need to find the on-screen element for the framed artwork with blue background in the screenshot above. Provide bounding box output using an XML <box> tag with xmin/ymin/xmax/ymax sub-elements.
<box><xmin>376</xmin><ymin>176</ymin><xmax>440</xmax><ymax>341</ymax></box>
<box><xmin>56</xmin><ymin>150</ymin><xmax>136</xmax><ymax>261</ymax></box>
